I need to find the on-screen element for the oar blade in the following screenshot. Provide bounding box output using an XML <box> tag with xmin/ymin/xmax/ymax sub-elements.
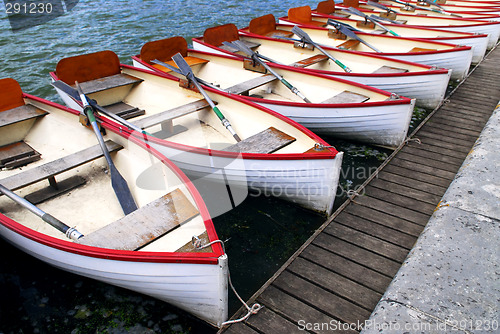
<box><xmin>51</xmin><ymin>80</ymin><xmax>80</xmax><ymax>101</ymax></box>
<box><xmin>171</xmin><ymin>53</ymin><xmax>195</xmax><ymax>78</ymax></box>
<box><xmin>109</xmin><ymin>164</ymin><xmax>138</xmax><ymax>215</ymax></box>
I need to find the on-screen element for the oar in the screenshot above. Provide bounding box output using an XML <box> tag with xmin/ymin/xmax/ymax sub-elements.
<box><xmin>367</xmin><ymin>1</ymin><xmax>401</xmax><ymax>14</ymax></box>
<box><xmin>151</xmin><ymin>59</ymin><xmax>224</xmax><ymax>92</ymax></box>
<box><xmin>52</xmin><ymin>80</ymin><xmax>150</xmax><ymax>136</ymax></box>
<box><xmin>388</xmin><ymin>0</ymin><xmax>462</xmax><ymax>17</ymax></box>
<box><xmin>421</xmin><ymin>0</ymin><xmax>445</xmax><ymax>9</ymax></box>
<box><xmin>343</xmin><ymin>7</ymin><xmax>400</xmax><ymax>36</ymax></box>
<box><xmin>327</xmin><ymin>19</ymin><xmax>382</xmax><ymax>52</ymax></box>
<box><xmin>75</xmin><ymin>82</ymin><xmax>138</xmax><ymax>215</ymax></box>
<box><xmin>290</xmin><ymin>26</ymin><xmax>352</xmax><ymax>73</ymax></box>
<box><xmin>169</xmin><ymin>53</ymin><xmax>241</xmax><ymax>142</ymax></box>
<box><xmin>0</xmin><ymin>183</ymin><xmax>83</xmax><ymax>240</ymax></box>
<box><xmin>224</xmin><ymin>40</ymin><xmax>312</xmax><ymax>103</ymax></box>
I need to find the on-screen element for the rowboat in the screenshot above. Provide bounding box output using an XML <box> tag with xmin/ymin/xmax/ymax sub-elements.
<box><xmin>132</xmin><ymin>36</ymin><xmax>416</xmax><ymax>148</ymax></box>
<box><xmin>50</xmin><ymin>51</ymin><xmax>344</xmax><ymax>216</ymax></box>
<box><xmin>365</xmin><ymin>0</ymin><xmax>500</xmax><ymax>15</ymax></box>
<box><xmin>192</xmin><ymin>23</ymin><xmax>452</xmax><ymax>109</ymax></box>
<box><xmin>296</xmin><ymin>2</ymin><xmax>489</xmax><ymax>63</ymax></box>
<box><xmin>268</xmin><ymin>6</ymin><xmax>474</xmax><ymax>80</ymax></box>
<box><xmin>314</xmin><ymin>1</ymin><xmax>500</xmax><ymax>48</ymax></box>
<box><xmin>0</xmin><ymin>78</ymin><xmax>228</xmax><ymax>327</ymax></box>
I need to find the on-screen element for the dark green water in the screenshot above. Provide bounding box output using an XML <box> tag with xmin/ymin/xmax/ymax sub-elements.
<box><xmin>0</xmin><ymin>1</ymin><xmax>430</xmax><ymax>333</ymax></box>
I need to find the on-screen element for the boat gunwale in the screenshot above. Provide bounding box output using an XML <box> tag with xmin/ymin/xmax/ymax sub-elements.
<box><xmin>0</xmin><ymin>93</ymin><xmax>224</xmax><ymax>265</ymax></box>
<box><xmin>312</xmin><ymin>8</ymin><xmax>500</xmax><ymax>28</ymax></box>
<box><xmin>191</xmin><ymin>34</ymin><xmax>453</xmax><ymax>78</ymax></box>
<box><xmin>50</xmin><ymin>66</ymin><xmax>341</xmax><ymax>161</ymax></box>
<box><xmin>131</xmin><ymin>49</ymin><xmax>415</xmax><ymax>109</ymax></box>
<box><xmin>240</xmin><ymin>23</ymin><xmax>473</xmax><ymax>56</ymax></box>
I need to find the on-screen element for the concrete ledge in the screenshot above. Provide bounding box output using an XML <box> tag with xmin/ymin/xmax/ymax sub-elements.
<box><xmin>361</xmin><ymin>105</ymin><xmax>500</xmax><ymax>334</ymax></box>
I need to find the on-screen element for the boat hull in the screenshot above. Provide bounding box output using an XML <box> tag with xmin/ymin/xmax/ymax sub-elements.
<box><xmin>0</xmin><ymin>223</ymin><xmax>228</xmax><ymax>327</ymax></box>
<box><xmin>254</xmin><ymin>99</ymin><xmax>416</xmax><ymax>148</ymax></box>
<box><xmin>52</xmin><ymin>68</ymin><xmax>343</xmax><ymax>216</ymax></box>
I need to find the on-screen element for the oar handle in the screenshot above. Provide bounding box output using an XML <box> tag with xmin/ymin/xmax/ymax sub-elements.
<box><xmin>0</xmin><ymin>183</ymin><xmax>83</xmax><ymax>240</ymax></box>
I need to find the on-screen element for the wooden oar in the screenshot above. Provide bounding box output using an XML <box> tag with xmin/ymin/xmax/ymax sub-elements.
<box><xmin>343</xmin><ymin>7</ymin><xmax>400</xmax><ymax>36</ymax></box>
<box><xmin>369</xmin><ymin>14</ymin><xmax>402</xmax><ymax>25</ymax></box>
<box><xmin>75</xmin><ymin>82</ymin><xmax>138</xmax><ymax>215</ymax></box>
<box><xmin>168</xmin><ymin>53</ymin><xmax>241</xmax><ymax>142</ymax></box>
<box><xmin>224</xmin><ymin>40</ymin><xmax>312</xmax><ymax>103</ymax></box>
<box><xmin>367</xmin><ymin>1</ymin><xmax>401</xmax><ymax>14</ymax></box>
<box><xmin>0</xmin><ymin>183</ymin><xmax>84</xmax><ymax>240</ymax></box>
<box><xmin>326</xmin><ymin>19</ymin><xmax>382</xmax><ymax>52</ymax></box>
<box><xmin>290</xmin><ymin>25</ymin><xmax>354</xmax><ymax>73</ymax></box>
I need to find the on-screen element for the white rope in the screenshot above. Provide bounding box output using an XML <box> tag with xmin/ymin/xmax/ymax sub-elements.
<box><xmin>314</xmin><ymin>143</ymin><xmax>337</xmax><ymax>151</ymax></box>
<box><xmin>404</xmin><ymin>137</ymin><xmax>422</xmax><ymax>145</ymax></box>
<box><xmin>191</xmin><ymin>236</ymin><xmax>263</xmax><ymax>326</ymax></box>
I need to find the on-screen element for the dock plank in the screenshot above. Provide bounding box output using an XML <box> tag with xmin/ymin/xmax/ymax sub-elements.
<box><xmin>221</xmin><ymin>45</ymin><xmax>500</xmax><ymax>333</ymax></box>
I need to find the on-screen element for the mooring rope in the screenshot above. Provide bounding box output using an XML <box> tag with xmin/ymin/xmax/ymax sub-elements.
<box><xmin>192</xmin><ymin>236</ymin><xmax>263</xmax><ymax>326</ymax></box>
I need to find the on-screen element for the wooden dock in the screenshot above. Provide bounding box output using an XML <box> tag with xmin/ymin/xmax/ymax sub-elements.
<box><xmin>221</xmin><ymin>45</ymin><xmax>500</xmax><ymax>333</ymax></box>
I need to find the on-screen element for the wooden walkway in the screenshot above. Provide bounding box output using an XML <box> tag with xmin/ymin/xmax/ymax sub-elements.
<box><xmin>221</xmin><ymin>45</ymin><xmax>500</xmax><ymax>333</ymax></box>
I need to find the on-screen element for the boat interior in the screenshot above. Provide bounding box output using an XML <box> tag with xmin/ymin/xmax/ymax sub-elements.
<box><xmin>54</xmin><ymin>50</ymin><xmax>320</xmax><ymax>156</ymax></box>
<box><xmin>0</xmin><ymin>78</ymin><xmax>211</xmax><ymax>253</ymax></box>
<box><xmin>138</xmin><ymin>36</ymin><xmax>393</xmax><ymax>106</ymax></box>
<box><xmin>201</xmin><ymin>23</ymin><xmax>430</xmax><ymax>74</ymax></box>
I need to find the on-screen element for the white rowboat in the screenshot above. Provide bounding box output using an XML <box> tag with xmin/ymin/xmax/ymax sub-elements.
<box><xmin>50</xmin><ymin>51</ymin><xmax>344</xmax><ymax>216</ymax></box>
<box><xmin>132</xmin><ymin>36</ymin><xmax>416</xmax><ymax>148</ymax></box>
<box><xmin>192</xmin><ymin>23</ymin><xmax>452</xmax><ymax>109</ymax></box>
<box><xmin>0</xmin><ymin>78</ymin><xmax>228</xmax><ymax>327</ymax></box>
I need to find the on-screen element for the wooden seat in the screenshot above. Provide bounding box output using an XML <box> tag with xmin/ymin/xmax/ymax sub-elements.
<box><xmin>248</xmin><ymin>14</ymin><xmax>294</xmax><ymax>38</ymax></box>
<box><xmin>225</xmin><ymin>74</ymin><xmax>277</xmax><ymax>95</ymax></box>
<box><xmin>0</xmin><ymin>140</ymin><xmax>122</xmax><ymax>191</ymax></box>
<box><xmin>132</xmin><ymin>99</ymin><xmax>211</xmax><ymax>130</ymax></box>
<box><xmin>102</xmin><ymin>102</ymin><xmax>145</xmax><ymax>120</ymax></box>
<box><xmin>0</xmin><ymin>104</ymin><xmax>48</xmax><ymax>128</ymax></box>
<box><xmin>76</xmin><ymin>73</ymin><xmax>143</xmax><ymax>95</ymax></box>
<box><xmin>288</xmin><ymin>6</ymin><xmax>327</xmax><ymax>27</ymax></box>
<box><xmin>140</xmin><ymin>36</ymin><xmax>210</xmax><ymax>73</ymax></box>
<box><xmin>291</xmin><ymin>54</ymin><xmax>329</xmax><ymax>68</ymax></box>
<box><xmin>76</xmin><ymin>188</ymin><xmax>199</xmax><ymax>251</ymax></box>
<box><xmin>372</xmin><ymin>65</ymin><xmax>409</xmax><ymax>74</ymax></box>
<box><xmin>224</xmin><ymin>127</ymin><xmax>296</xmax><ymax>154</ymax></box>
<box><xmin>203</xmin><ymin>23</ymin><xmax>241</xmax><ymax>47</ymax></box>
<box><xmin>321</xmin><ymin>90</ymin><xmax>370</xmax><ymax>104</ymax></box>
<box><xmin>315</xmin><ymin>0</ymin><xmax>351</xmax><ymax>18</ymax></box>
<box><xmin>0</xmin><ymin>141</ymin><xmax>41</xmax><ymax>169</ymax></box>
<box><xmin>337</xmin><ymin>39</ymin><xmax>361</xmax><ymax>50</ymax></box>
<box><xmin>409</xmin><ymin>47</ymin><xmax>438</xmax><ymax>53</ymax></box>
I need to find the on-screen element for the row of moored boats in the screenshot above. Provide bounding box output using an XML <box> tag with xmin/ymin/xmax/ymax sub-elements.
<box><xmin>1</xmin><ymin>0</ymin><xmax>499</xmax><ymax>327</ymax></box>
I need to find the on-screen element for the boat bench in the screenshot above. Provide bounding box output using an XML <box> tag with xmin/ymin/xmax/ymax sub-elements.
<box><xmin>224</xmin><ymin>127</ymin><xmax>296</xmax><ymax>154</ymax></box>
<box><xmin>77</xmin><ymin>73</ymin><xmax>143</xmax><ymax>95</ymax></box>
<box><xmin>76</xmin><ymin>74</ymin><xmax>146</xmax><ymax>119</ymax></box>
<box><xmin>321</xmin><ymin>90</ymin><xmax>370</xmax><ymax>104</ymax></box>
<box><xmin>337</xmin><ymin>39</ymin><xmax>361</xmax><ymax>50</ymax></box>
<box><xmin>132</xmin><ymin>99</ymin><xmax>211</xmax><ymax>131</ymax></box>
<box><xmin>0</xmin><ymin>105</ymin><xmax>48</xmax><ymax>128</ymax></box>
<box><xmin>0</xmin><ymin>141</ymin><xmax>122</xmax><ymax>204</ymax></box>
<box><xmin>291</xmin><ymin>54</ymin><xmax>329</xmax><ymax>68</ymax></box>
<box><xmin>225</xmin><ymin>74</ymin><xmax>277</xmax><ymax>95</ymax></box>
<box><xmin>76</xmin><ymin>188</ymin><xmax>200</xmax><ymax>251</ymax></box>
<box><xmin>0</xmin><ymin>105</ymin><xmax>48</xmax><ymax>169</ymax></box>
<box><xmin>372</xmin><ymin>65</ymin><xmax>409</xmax><ymax>74</ymax></box>
<box><xmin>152</xmin><ymin>56</ymin><xmax>209</xmax><ymax>73</ymax></box>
